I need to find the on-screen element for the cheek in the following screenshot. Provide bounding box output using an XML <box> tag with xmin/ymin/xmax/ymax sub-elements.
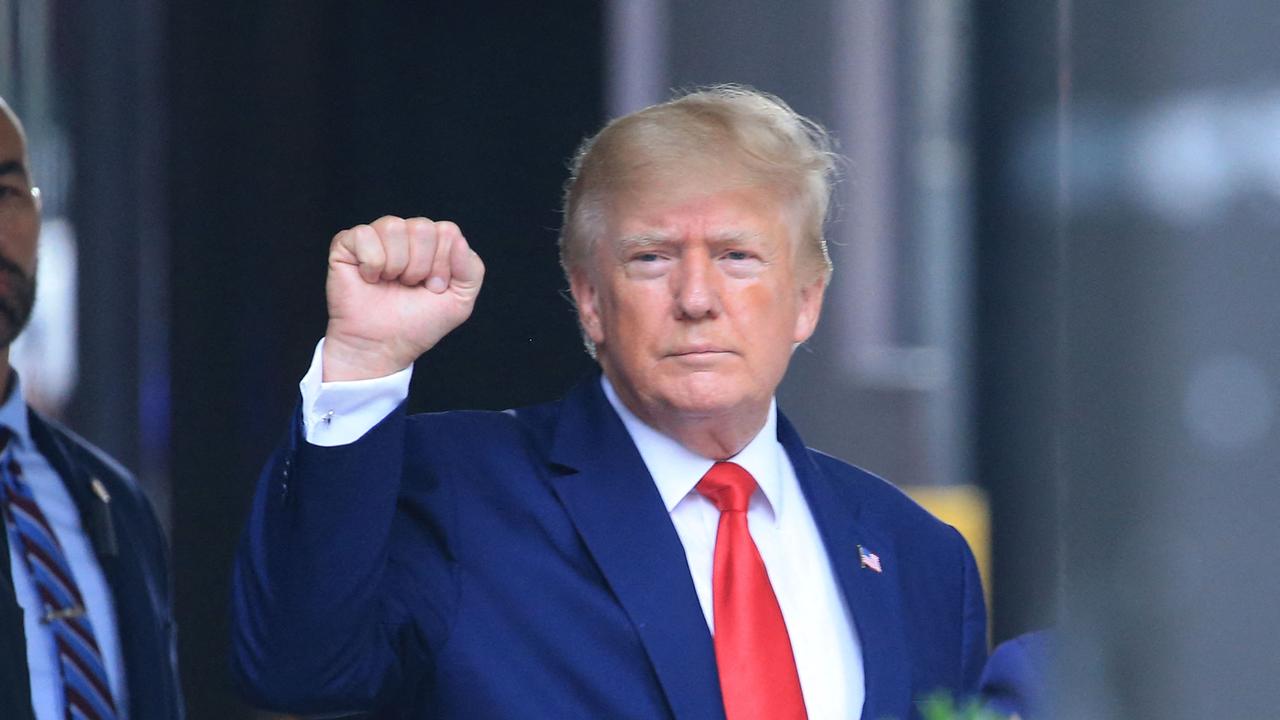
<box><xmin>2</xmin><ymin>216</ymin><xmax>40</xmax><ymax>270</ymax></box>
<box><xmin>741</xmin><ymin>284</ymin><xmax>798</xmax><ymax>336</ymax></box>
<box><xmin>741</xmin><ymin>283</ymin><xmax>778</xmax><ymax>307</ymax></box>
<box><xmin>604</xmin><ymin>285</ymin><xmax>665</xmax><ymax>331</ymax></box>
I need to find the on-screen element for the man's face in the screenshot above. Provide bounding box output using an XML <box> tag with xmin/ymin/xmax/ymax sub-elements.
<box><xmin>0</xmin><ymin>106</ymin><xmax>38</xmax><ymax>348</ymax></box>
<box><xmin>571</xmin><ymin>176</ymin><xmax>825</xmax><ymax>437</ymax></box>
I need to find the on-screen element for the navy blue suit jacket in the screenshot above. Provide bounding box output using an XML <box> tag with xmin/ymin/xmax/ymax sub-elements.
<box><xmin>232</xmin><ymin>375</ymin><xmax>986</xmax><ymax>719</ymax></box>
<box><xmin>979</xmin><ymin>630</ymin><xmax>1052</xmax><ymax>719</ymax></box>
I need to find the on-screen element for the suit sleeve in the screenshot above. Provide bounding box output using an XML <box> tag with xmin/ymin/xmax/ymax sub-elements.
<box><xmin>230</xmin><ymin>403</ymin><xmax>444</xmax><ymax>714</ymax></box>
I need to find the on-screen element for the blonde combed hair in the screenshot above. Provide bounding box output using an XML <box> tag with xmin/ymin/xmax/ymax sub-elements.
<box><xmin>559</xmin><ymin>85</ymin><xmax>837</xmax><ymax>284</ymax></box>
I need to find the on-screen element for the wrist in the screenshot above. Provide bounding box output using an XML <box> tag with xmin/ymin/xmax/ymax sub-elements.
<box><xmin>321</xmin><ymin>331</ymin><xmax>414</xmax><ymax>382</ymax></box>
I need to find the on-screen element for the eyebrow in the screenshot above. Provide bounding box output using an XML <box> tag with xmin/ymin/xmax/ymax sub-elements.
<box><xmin>707</xmin><ymin>231</ymin><xmax>764</xmax><ymax>245</ymax></box>
<box><xmin>0</xmin><ymin>160</ymin><xmax>29</xmax><ymax>180</ymax></box>
<box><xmin>617</xmin><ymin>233</ymin><xmax>674</xmax><ymax>252</ymax></box>
<box><xmin>617</xmin><ymin>230</ymin><xmax>765</xmax><ymax>251</ymax></box>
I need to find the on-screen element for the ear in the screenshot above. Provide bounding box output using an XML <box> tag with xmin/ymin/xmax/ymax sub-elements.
<box><xmin>569</xmin><ymin>269</ymin><xmax>606</xmax><ymax>346</ymax></box>
<box><xmin>792</xmin><ymin>274</ymin><xmax>827</xmax><ymax>344</ymax></box>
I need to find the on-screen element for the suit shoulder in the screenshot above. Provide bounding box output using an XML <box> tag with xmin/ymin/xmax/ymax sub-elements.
<box><xmin>806</xmin><ymin>448</ymin><xmax>960</xmax><ymax>541</ymax></box>
<box><xmin>29</xmin><ymin>412</ymin><xmax>156</xmax><ymax>515</ymax></box>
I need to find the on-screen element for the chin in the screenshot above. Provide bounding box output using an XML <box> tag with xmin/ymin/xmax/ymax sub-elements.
<box><xmin>657</xmin><ymin>376</ymin><xmax>753</xmax><ymax>419</ymax></box>
<box><xmin>0</xmin><ymin>318</ymin><xmax>21</xmax><ymax>349</ymax></box>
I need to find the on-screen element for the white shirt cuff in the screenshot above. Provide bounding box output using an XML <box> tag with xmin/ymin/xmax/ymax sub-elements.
<box><xmin>299</xmin><ymin>338</ymin><xmax>413</xmax><ymax>447</ymax></box>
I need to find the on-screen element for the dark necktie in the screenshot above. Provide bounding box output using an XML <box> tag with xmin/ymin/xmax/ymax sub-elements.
<box><xmin>696</xmin><ymin>461</ymin><xmax>806</xmax><ymax>720</ymax></box>
<box><xmin>1</xmin><ymin>435</ymin><xmax>119</xmax><ymax>720</ymax></box>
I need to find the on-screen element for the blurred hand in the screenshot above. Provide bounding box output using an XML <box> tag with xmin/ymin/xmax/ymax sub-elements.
<box><xmin>322</xmin><ymin>215</ymin><xmax>485</xmax><ymax>381</ymax></box>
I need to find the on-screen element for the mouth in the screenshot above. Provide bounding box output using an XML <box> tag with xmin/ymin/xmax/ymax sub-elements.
<box><xmin>666</xmin><ymin>347</ymin><xmax>735</xmax><ymax>363</ymax></box>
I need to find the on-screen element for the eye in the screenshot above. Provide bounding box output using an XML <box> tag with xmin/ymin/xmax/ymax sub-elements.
<box><xmin>718</xmin><ymin>248</ymin><xmax>766</xmax><ymax>278</ymax></box>
<box><xmin>622</xmin><ymin>249</ymin><xmax>673</xmax><ymax>279</ymax></box>
<box><xmin>720</xmin><ymin>248</ymin><xmax>763</xmax><ymax>264</ymax></box>
<box><xmin>0</xmin><ymin>183</ymin><xmax>31</xmax><ymax>202</ymax></box>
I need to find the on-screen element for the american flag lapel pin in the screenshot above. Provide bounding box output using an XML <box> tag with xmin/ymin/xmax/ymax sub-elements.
<box><xmin>858</xmin><ymin>544</ymin><xmax>882</xmax><ymax>573</ymax></box>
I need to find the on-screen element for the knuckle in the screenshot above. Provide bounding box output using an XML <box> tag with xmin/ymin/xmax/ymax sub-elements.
<box><xmin>407</xmin><ymin>217</ymin><xmax>435</xmax><ymax>242</ymax></box>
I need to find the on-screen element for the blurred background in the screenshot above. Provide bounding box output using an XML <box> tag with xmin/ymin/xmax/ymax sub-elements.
<box><xmin>3</xmin><ymin>0</ymin><xmax>1278</xmax><ymax>717</ymax></box>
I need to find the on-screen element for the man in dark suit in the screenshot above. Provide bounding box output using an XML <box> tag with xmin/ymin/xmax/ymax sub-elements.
<box><xmin>0</xmin><ymin>99</ymin><xmax>184</xmax><ymax>718</ymax></box>
<box><xmin>232</xmin><ymin>86</ymin><xmax>986</xmax><ymax>719</ymax></box>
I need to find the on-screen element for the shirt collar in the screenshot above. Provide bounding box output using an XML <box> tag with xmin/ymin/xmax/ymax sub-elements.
<box><xmin>0</xmin><ymin>371</ymin><xmax>30</xmax><ymax>450</ymax></box>
<box><xmin>600</xmin><ymin>375</ymin><xmax>785</xmax><ymax>521</ymax></box>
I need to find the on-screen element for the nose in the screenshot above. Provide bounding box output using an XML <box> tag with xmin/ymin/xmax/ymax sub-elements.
<box><xmin>672</xmin><ymin>252</ymin><xmax>722</xmax><ymax>320</ymax></box>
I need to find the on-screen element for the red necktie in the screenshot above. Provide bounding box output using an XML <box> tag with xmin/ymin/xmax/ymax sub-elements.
<box><xmin>697</xmin><ymin>461</ymin><xmax>807</xmax><ymax>720</ymax></box>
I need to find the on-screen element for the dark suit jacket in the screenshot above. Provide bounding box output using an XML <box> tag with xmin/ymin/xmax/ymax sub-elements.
<box><xmin>979</xmin><ymin>630</ymin><xmax>1052</xmax><ymax>719</ymax></box>
<box><xmin>232</xmin><ymin>375</ymin><xmax>986</xmax><ymax>719</ymax></box>
<box><xmin>0</xmin><ymin>410</ymin><xmax>185</xmax><ymax>719</ymax></box>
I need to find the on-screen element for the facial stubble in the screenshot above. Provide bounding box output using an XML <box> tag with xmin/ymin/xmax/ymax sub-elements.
<box><xmin>0</xmin><ymin>251</ymin><xmax>35</xmax><ymax>347</ymax></box>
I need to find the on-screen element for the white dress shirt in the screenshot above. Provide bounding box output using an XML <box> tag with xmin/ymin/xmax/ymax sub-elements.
<box><xmin>299</xmin><ymin>339</ymin><xmax>865</xmax><ymax>718</ymax></box>
<box><xmin>1</xmin><ymin>375</ymin><xmax>129</xmax><ymax>720</ymax></box>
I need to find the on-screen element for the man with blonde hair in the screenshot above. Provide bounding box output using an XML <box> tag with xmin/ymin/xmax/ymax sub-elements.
<box><xmin>233</xmin><ymin>86</ymin><xmax>985</xmax><ymax>719</ymax></box>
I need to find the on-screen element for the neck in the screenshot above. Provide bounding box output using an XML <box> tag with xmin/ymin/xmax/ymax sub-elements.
<box><xmin>651</xmin><ymin>412</ymin><xmax>766</xmax><ymax>461</ymax></box>
<box><xmin>607</xmin><ymin>379</ymin><xmax>769</xmax><ymax>460</ymax></box>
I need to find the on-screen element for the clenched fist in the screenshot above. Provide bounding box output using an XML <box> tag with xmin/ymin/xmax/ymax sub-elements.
<box><xmin>322</xmin><ymin>215</ymin><xmax>485</xmax><ymax>381</ymax></box>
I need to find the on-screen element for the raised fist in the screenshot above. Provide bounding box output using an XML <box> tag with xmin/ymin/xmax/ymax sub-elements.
<box><xmin>322</xmin><ymin>215</ymin><xmax>485</xmax><ymax>381</ymax></box>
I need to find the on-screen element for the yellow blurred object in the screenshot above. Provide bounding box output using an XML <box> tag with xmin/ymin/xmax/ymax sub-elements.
<box><xmin>902</xmin><ymin>484</ymin><xmax>993</xmax><ymax>633</ymax></box>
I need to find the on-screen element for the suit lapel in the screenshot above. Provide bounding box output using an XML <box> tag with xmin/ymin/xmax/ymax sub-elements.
<box><xmin>778</xmin><ymin>413</ymin><xmax>912</xmax><ymax>720</ymax></box>
<box><xmin>27</xmin><ymin>412</ymin><xmax>152</xmax><ymax>719</ymax></box>
<box><xmin>547</xmin><ymin>378</ymin><xmax>725</xmax><ymax>720</ymax></box>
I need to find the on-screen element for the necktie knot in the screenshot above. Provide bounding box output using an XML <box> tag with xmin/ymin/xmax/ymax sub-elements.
<box><xmin>696</xmin><ymin>461</ymin><xmax>757</xmax><ymax>513</ymax></box>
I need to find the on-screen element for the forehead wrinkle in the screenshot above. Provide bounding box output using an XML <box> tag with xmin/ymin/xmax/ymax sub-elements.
<box><xmin>706</xmin><ymin>229</ymin><xmax>765</xmax><ymax>245</ymax></box>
